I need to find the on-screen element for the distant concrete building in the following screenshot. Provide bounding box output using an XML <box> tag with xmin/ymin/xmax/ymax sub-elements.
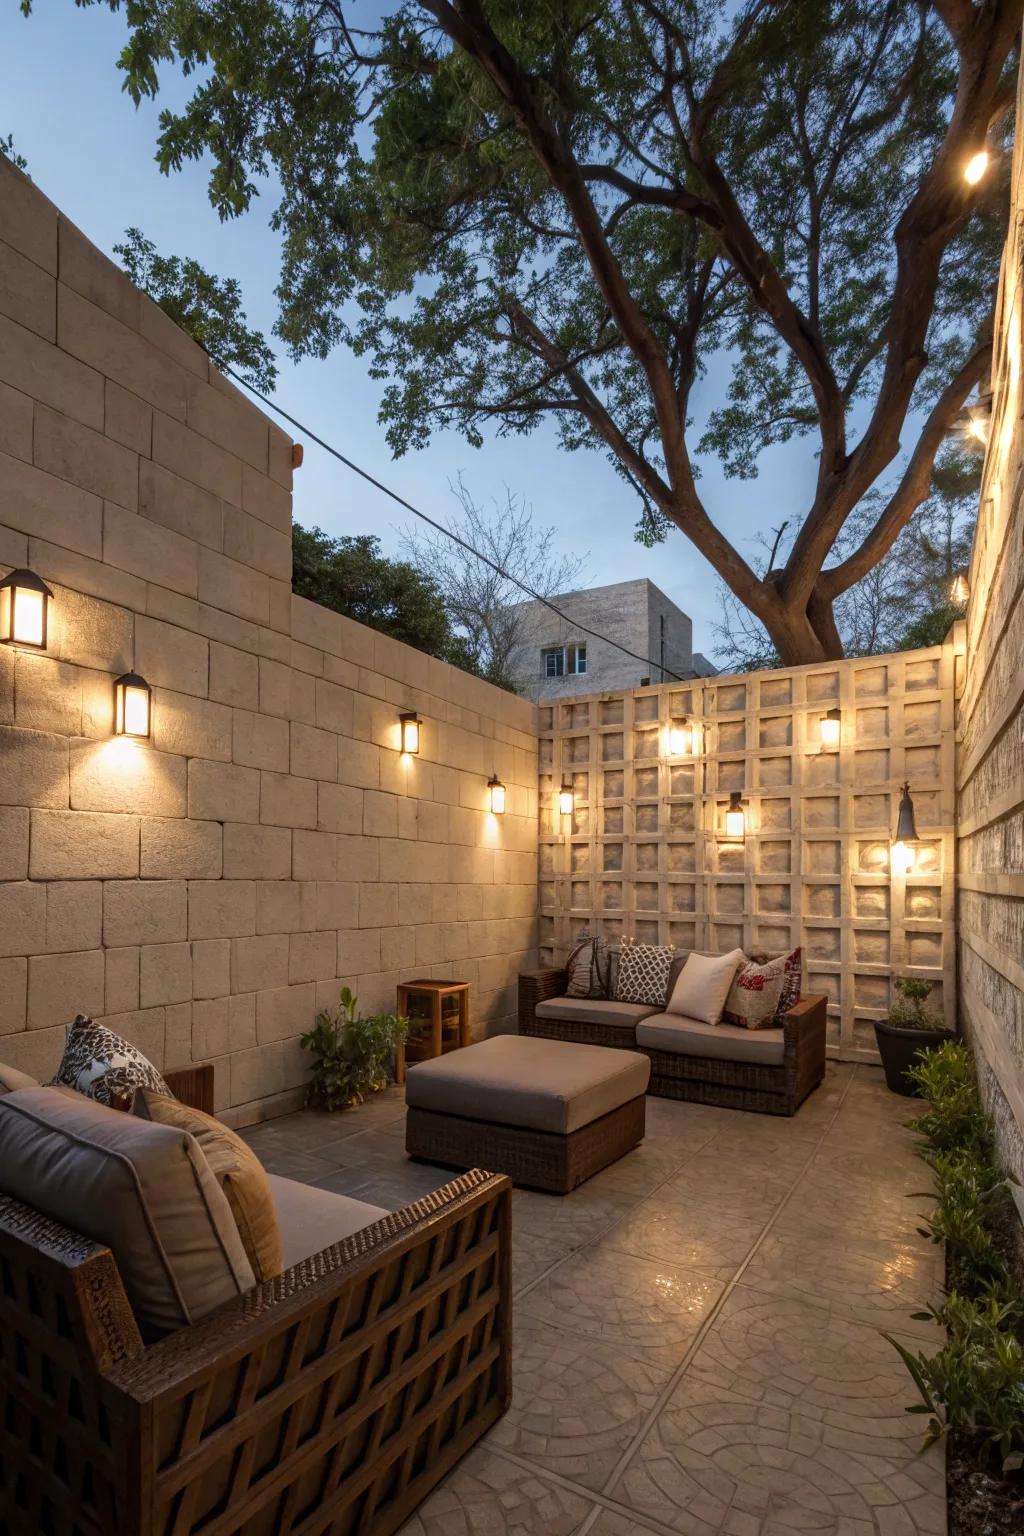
<box><xmin>506</xmin><ymin>578</ymin><xmax>716</xmax><ymax>700</ymax></box>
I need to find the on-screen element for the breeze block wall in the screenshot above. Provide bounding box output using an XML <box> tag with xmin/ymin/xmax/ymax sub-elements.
<box><xmin>956</xmin><ymin>61</ymin><xmax>1024</xmax><ymax>1189</ymax></box>
<box><xmin>539</xmin><ymin>649</ymin><xmax>957</xmax><ymax>1062</ymax></box>
<box><xmin>0</xmin><ymin>157</ymin><xmax>538</xmax><ymax>1124</ymax></box>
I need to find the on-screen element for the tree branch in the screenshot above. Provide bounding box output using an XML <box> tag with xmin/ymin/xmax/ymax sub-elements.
<box><xmin>820</xmin><ymin>339</ymin><xmax>991</xmax><ymax>598</ymax></box>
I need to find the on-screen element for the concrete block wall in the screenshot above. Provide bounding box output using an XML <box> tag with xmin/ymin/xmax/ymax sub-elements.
<box><xmin>956</xmin><ymin>60</ymin><xmax>1024</xmax><ymax>1189</ymax></box>
<box><xmin>0</xmin><ymin>157</ymin><xmax>539</xmax><ymax>1124</ymax></box>
<box><xmin>539</xmin><ymin>650</ymin><xmax>957</xmax><ymax>1062</ymax></box>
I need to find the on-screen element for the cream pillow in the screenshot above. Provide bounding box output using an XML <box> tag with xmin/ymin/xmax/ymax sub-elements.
<box><xmin>666</xmin><ymin>949</ymin><xmax>746</xmax><ymax>1025</ymax></box>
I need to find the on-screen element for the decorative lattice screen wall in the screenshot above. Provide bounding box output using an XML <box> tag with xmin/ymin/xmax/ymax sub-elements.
<box><xmin>538</xmin><ymin>645</ymin><xmax>957</xmax><ymax>1061</ymax></box>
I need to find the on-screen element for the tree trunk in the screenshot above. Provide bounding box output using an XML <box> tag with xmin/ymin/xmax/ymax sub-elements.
<box><xmin>752</xmin><ymin>579</ymin><xmax>845</xmax><ymax>668</ymax></box>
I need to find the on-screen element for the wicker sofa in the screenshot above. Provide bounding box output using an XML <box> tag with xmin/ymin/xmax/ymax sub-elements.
<box><xmin>0</xmin><ymin>1064</ymin><xmax>512</xmax><ymax>1536</ymax></box>
<box><xmin>519</xmin><ymin>965</ymin><xmax>827</xmax><ymax>1116</ymax></box>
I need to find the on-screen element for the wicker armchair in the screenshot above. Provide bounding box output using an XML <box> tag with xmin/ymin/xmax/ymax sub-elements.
<box><xmin>519</xmin><ymin>968</ymin><xmax>827</xmax><ymax>1116</ymax></box>
<box><xmin>0</xmin><ymin>1066</ymin><xmax>512</xmax><ymax>1536</ymax></box>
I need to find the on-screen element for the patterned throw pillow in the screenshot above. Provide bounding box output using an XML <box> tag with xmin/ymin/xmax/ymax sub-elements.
<box><xmin>615</xmin><ymin>939</ymin><xmax>675</xmax><ymax>1007</ymax></box>
<box><xmin>750</xmin><ymin>946</ymin><xmax>802</xmax><ymax>1023</ymax></box>
<box><xmin>722</xmin><ymin>955</ymin><xmax>787</xmax><ymax>1030</ymax></box>
<box><xmin>565</xmin><ymin>931</ymin><xmax>611</xmax><ymax>999</ymax></box>
<box><xmin>52</xmin><ymin>1014</ymin><xmax>171</xmax><ymax>1107</ymax></box>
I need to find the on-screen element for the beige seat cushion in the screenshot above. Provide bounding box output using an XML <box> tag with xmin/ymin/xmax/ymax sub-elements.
<box><xmin>535</xmin><ymin>996</ymin><xmax>660</xmax><ymax>1031</ymax></box>
<box><xmin>637</xmin><ymin>1013</ymin><xmax>785</xmax><ymax>1066</ymax></box>
<box><xmin>0</xmin><ymin>1085</ymin><xmax>255</xmax><ymax>1338</ymax></box>
<box><xmin>268</xmin><ymin>1174</ymin><xmax>388</xmax><ymax>1270</ymax></box>
<box><xmin>666</xmin><ymin>949</ymin><xmax>746</xmax><ymax>1024</ymax></box>
<box><xmin>406</xmin><ymin>1034</ymin><xmax>650</xmax><ymax>1135</ymax></box>
<box><xmin>134</xmin><ymin>1087</ymin><xmax>283</xmax><ymax>1283</ymax></box>
<box><xmin>0</xmin><ymin>1062</ymin><xmax>37</xmax><ymax>1095</ymax></box>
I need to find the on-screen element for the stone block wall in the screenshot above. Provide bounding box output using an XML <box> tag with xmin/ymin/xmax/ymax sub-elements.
<box><xmin>956</xmin><ymin>65</ymin><xmax>1024</xmax><ymax>1187</ymax></box>
<box><xmin>0</xmin><ymin>157</ymin><xmax>538</xmax><ymax>1123</ymax></box>
<box><xmin>539</xmin><ymin>649</ymin><xmax>956</xmax><ymax>1061</ymax></box>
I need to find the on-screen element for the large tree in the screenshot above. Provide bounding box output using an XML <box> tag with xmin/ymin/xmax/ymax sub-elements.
<box><xmin>39</xmin><ymin>0</ymin><xmax>1019</xmax><ymax>663</ymax></box>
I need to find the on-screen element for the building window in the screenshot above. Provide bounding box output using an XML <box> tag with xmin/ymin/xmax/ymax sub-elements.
<box><xmin>542</xmin><ymin>644</ymin><xmax>586</xmax><ymax>678</ymax></box>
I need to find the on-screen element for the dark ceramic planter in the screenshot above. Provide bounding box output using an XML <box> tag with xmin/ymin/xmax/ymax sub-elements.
<box><xmin>873</xmin><ymin>1019</ymin><xmax>957</xmax><ymax>1096</ymax></box>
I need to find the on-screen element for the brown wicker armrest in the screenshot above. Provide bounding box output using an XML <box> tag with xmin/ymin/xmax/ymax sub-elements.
<box><xmin>164</xmin><ymin>1061</ymin><xmax>215</xmax><ymax>1113</ymax></box>
<box><xmin>782</xmin><ymin>994</ymin><xmax>828</xmax><ymax>1042</ymax></box>
<box><xmin>518</xmin><ymin>967</ymin><xmax>569</xmax><ymax>1031</ymax></box>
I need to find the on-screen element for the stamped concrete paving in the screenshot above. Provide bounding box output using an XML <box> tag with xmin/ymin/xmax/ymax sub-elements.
<box><xmin>241</xmin><ymin>1063</ymin><xmax>946</xmax><ymax>1536</ymax></box>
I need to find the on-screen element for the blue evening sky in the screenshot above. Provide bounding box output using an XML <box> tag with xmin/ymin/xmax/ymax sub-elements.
<box><xmin>1</xmin><ymin>3</ymin><xmax>822</xmax><ymax>658</ymax></box>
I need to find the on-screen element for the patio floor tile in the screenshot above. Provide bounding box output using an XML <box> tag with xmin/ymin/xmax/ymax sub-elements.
<box><xmin>251</xmin><ymin>1062</ymin><xmax>946</xmax><ymax>1535</ymax></box>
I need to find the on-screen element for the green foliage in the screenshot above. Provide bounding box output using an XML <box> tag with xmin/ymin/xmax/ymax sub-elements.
<box><xmin>887</xmin><ymin>1293</ymin><xmax>1024</xmax><ymax>1473</ymax></box>
<box><xmin>916</xmin><ymin>1148</ymin><xmax>1013</xmax><ymax>1293</ymax></box>
<box><xmin>292</xmin><ymin>526</ymin><xmax>477</xmax><ymax>672</ymax></box>
<box><xmin>909</xmin><ymin>1042</ymin><xmax>996</xmax><ymax>1156</ymax></box>
<box><xmin>113</xmin><ymin>228</ymin><xmax>277</xmax><ymax>393</ymax></box>
<box><xmin>0</xmin><ymin>133</ymin><xmax>28</xmax><ymax>173</ymax></box>
<box><xmin>891</xmin><ymin>1038</ymin><xmax>1024</xmax><ymax>1474</ymax></box>
<box><xmin>300</xmin><ymin>986</ymin><xmax>408</xmax><ymax>1112</ymax></box>
<box><xmin>887</xmin><ymin>975</ymin><xmax>943</xmax><ymax>1032</ymax></box>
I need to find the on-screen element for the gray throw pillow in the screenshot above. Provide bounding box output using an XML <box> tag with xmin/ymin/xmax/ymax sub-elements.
<box><xmin>565</xmin><ymin>931</ymin><xmax>612</xmax><ymax>999</ymax></box>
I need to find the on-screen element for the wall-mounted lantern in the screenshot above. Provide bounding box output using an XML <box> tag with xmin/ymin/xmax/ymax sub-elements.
<box><xmin>488</xmin><ymin>774</ymin><xmax>506</xmax><ymax>815</ymax></box>
<box><xmin>0</xmin><ymin>568</ymin><xmax>53</xmax><ymax>651</ymax></box>
<box><xmin>819</xmin><ymin>707</ymin><xmax>841</xmax><ymax>750</ymax></box>
<box><xmin>114</xmin><ymin>672</ymin><xmax>152</xmax><ymax>739</ymax></box>
<box><xmin>399</xmin><ymin>711</ymin><xmax>422</xmax><ymax>755</ymax></box>
<box><xmin>558</xmin><ymin>779</ymin><xmax>574</xmax><ymax>816</ymax></box>
<box><xmin>723</xmin><ymin>791</ymin><xmax>746</xmax><ymax>840</ymax></box>
<box><xmin>668</xmin><ymin>717</ymin><xmax>695</xmax><ymax>756</ymax></box>
<box><xmin>950</xmin><ymin>573</ymin><xmax>970</xmax><ymax>606</ymax></box>
<box><xmin>890</xmin><ymin>782</ymin><xmax>918</xmax><ymax>874</ymax></box>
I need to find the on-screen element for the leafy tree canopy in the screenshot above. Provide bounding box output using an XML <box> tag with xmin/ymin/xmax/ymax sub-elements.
<box><xmin>292</xmin><ymin>525</ymin><xmax>477</xmax><ymax>670</ymax></box>
<box><xmin>39</xmin><ymin>0</ymin><xmax>1017</xmax><ymax>663</ymax></box>
<box><xmin>115</xmin><ymin>227</ymin><xmax>278</xmax><ymax>392</ymax></box>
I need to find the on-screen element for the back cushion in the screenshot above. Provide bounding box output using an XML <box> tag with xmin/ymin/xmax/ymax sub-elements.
<box><xmin>0</xmin><ymin>1062</ymin><xmax>38</xmax><ymax>1095</ymax></box>
<box><xmin>0</xmin><ymin>1086</ymin><xmax>254</xmax><ymax>1338</ymax></box>
<box><xmin>133</xmin><ymin>1088</ymin><xmax>283</xmax><ymax>1283</ymax></box>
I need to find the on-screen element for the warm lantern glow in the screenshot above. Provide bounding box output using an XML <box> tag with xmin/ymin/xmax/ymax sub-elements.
<box><xmin>488</xmin><ymin>774</ymin><xmax>506</xmax><ymax>815</ymax></box>
<box><xmin>114</xmin><ymin>672</ymin><xmax>152</xmax><ymax>739</ymax></box>
<box><xmin>724</xmin><ymin>792</ymin><xmax>746</xmax><ymax>840</ymax></box>
<box><xmin>890</xmin><ymin>781</ymin><xmax>918</xmax><ymax>875</ymax></box>
<box><xmin>558</xmin><ymin>781</ymin><xmax>574</xmax><ymax>816</ymax></box>
<box><xmin>0</xmin><ymin>568</ymin><xmax>53</xmax><ymax>650</ymax></box>
<box><xmin>820</xmin><ymin>708</ymin><xmax>841</xmax><ymax>750</ymax></box>
<box><xmin>668</xmin><ymin>718</ymin><xmax>693</xmax><ymax>756</ymax></box>
<box><xmin>399</xmin><ymin>712</ymin><xmax>421</xmax><ymax>754</ymax></box>
<box><xmin>964</xmin><ymin>150</ymin><xmax>989</xmax><ymax>185</ymax></box>
<box><xmin>966</xmin><ymin>410</ymin><xmax>989</xmax><ymax>446</ymax></box>
<box><xmin>950</xmin><ymin>573</ymin><xmax>970</xmax><ymax>605</ymax></box>
<box><xmin>890</xmin><ymin>840</ymin><xmax>915</xmax><ymax>875</ymax></box>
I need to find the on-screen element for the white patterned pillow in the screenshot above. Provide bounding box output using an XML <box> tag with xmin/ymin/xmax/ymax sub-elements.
<box><xmin>614</xmin><ymin>940</ymin><xmax>675</xmax><ymax>1007</ymax></box>
<box><xmin>52</xmin><ymin>1014</ymin><xmax>171</xmax><ymax>1107</ymax></box>
<box><xmin>722</xmin><ymin>955</ymin><xmax>787</xmax><ymax>1030</ymax></box>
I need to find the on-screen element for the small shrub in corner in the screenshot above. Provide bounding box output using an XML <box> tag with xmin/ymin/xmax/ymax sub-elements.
<box><xmin>301</xmin><ymin>986</ymin><xmax>409</xmax><ymax>1112</ymax></box>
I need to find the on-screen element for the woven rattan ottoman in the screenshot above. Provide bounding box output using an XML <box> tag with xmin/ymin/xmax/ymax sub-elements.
<box><xmin>404</xmin><ymin>1034</ymin><xmax>650</xmax><ymax>1193</ymax></box>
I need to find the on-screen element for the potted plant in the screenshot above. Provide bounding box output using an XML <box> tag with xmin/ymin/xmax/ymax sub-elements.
<box><xmin>301</xmin><ymin>986</ymin><xmax>409</xmax><ymax>1111</ymax></box>
<box><xmin>874</xmin><ymin>976</ymin><xmax>956</xmax><ymax>1096</ymax></box>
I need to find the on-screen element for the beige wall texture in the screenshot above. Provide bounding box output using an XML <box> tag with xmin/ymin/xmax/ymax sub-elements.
<box><xmin>539</xmin><ymin>651</ymin><xmax>957</xmax><ymax>1062</ymax></box>
<box><xmin>956</xmin><ymin>67</ymin><xmax>1024</xmax><ymax>1188</ymax></box>
<box><xmin>0</xmin><ymin>157</ymin><xmax>538</xmax><ymax>1124</ymax></box>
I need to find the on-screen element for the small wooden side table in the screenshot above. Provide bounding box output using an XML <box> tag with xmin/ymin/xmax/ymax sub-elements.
<box><xmin>395</xmin><ymin>979</ymin><xmax>471</xmax><ymax>1085</ymax></box>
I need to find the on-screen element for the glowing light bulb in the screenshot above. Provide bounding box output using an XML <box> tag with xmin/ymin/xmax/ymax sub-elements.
<box><xmin>399</xmin><ymin>712</ymin><xmax>421</xmax><ymax>754</ymax></box>
<box><xmin>950</xmin><ymin>573</ymin><xmax>969</xmax><ymax>606</ymax></box>
<box><xmin>724</xmin><ymin>792</ymin><xmax>745</xmax><ymax>839</ymax></box>
<box><xmin>558</xmin><ymin>782</ymin><xmax>574</xmax><ymax>816</ymax></box>
<box><xmin>488</xmin><ymin>775</ymin><xmax>506</xmax><ymax>815</ymax></box>
<box><xmin>964</xmin><ymin>150</ymin><xmax>989</xmax><ymax>186</ymax></box>
<box><xmin>891</xmin><ymin>841</ymin><xmax>915</xmax><ymax>875</ymax></box>
<box><xmin>667</xmin><ymin>719</ymin><xmax>692</xmax><ymax>756</ymax></box>
<box><xmin>820</xmin><ymin>708</ymin><xmax>841</xmax><ymax>750</ymax></box>
<box><xmin>114</xmin><ymin>672</ymin><xmax>152</xmax><ymax>739</ymax></box>
<box><xmin>0</xmin><ymin>568</ymin><xmax>53</xmax><ymax>650</ymax></box>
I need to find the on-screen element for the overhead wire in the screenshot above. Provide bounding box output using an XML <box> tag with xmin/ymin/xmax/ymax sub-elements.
<box><xmin>221</xmin><ymin>363</ymin><xmax>687</xmax><ymax>682</ymax></box>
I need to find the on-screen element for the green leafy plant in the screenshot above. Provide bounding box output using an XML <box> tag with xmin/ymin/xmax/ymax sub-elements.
<box><xmin>916</xmin><ymin>1148</ymin><xmax>1013</xmax><ymax>1295</ymax></box>
<box><xmin>301</xmin><ymin>987</ymin><xmax>408</xmax><ymax>1112</ymax></box>
<box><xmin>887</xmin><ymin>975</ymin><xmax>943</xmax><ymax>1031</ymax></box>
<box><xmin>887</xmin><ymin>1292</ymin><xmax>1024</xmax><ymax>1474</ymax></box>
<box><xmin>909</xmin><ymin>1041</ymin><xmax>997</xmax><ymax>1159</ymax></box>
